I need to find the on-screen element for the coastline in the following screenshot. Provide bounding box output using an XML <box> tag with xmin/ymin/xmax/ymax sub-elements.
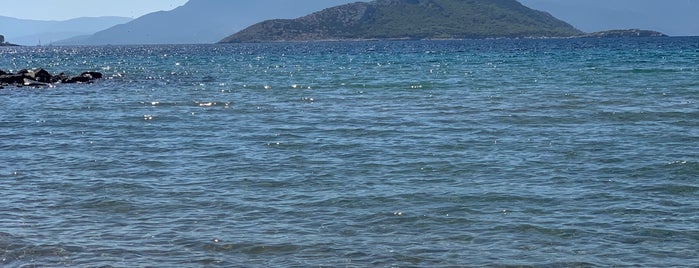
<box><xmin>217</xmin><ymin>29</ymin><xmax>671</xmax><ymax>44</ymax></box>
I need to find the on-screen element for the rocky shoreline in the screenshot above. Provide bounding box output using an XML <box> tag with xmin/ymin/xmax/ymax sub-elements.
<box><xmin>0</xmin><ymin>68</ymin><xmax>103</xmax><ymax>88</ymax></box>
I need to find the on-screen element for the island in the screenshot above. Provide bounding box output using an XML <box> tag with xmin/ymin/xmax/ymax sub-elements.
<box><xmin>579</xmin><ymin>29</ymin><xmax>668</xmax><ymax>38</ymax></box>
<box><xmin>219</xmin><ymin>0</ymin><xmax>584</xmax><ymax>43</ymax></box>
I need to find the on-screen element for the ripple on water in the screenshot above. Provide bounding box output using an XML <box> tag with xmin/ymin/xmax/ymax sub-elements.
<box><xmin>2</xmin><ymin>39</ymin><xmax>699</xmax><ymax>267</ymax></box>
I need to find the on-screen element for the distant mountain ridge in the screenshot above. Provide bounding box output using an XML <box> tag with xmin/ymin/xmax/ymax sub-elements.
<box><xmin>9</xmin><ymin>0</ymin><xmax>679</xmax><ymax>46</ymax></box>
<box><xmin>0</xmin><ymin>16</ymin><xmax>131</xmax><ymax>46</ymax></box>
<box><xmin>63</xmin><ymin>0</ymin><xmax>358</xmax><ymax>45</ymax></box>
<box><xmin>219</xmin><ymin>0</ymin><xmax>583</xmax><ymax>43</ymax></box>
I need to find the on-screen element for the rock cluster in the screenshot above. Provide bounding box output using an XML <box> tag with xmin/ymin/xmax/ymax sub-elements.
<box><xmin>0</xmin><ymin>68</ymin><xmax>103</xmax><ymax>88</ymax></box>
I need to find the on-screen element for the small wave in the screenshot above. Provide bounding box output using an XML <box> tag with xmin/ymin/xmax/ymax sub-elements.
<box><xmin>667</xmin><ymin>160</ymin><xmax>689</xmax><ymax>166</ymax></box>
<box><xmin>640</xmin><ymin>184</ymin><xmax>699</xmax><ymax>196</ymax></box>
<box><xmin>138</xmin><ymin>101</ymin><xmax>178</xmax><ymax>107</ymax></box>
<box><xmin>78</xmin><ymin>197</ymin><xmax>139</xmax><ymax>214</ymax></box>
<box><xmin>193</xmin><ymin>101</ymin><xmax>231</xmax><ymax>108</ymax></box>
<box><xmin>138</xmin><ymin>100</ymin><xmax>232</xmax><ymax>108</ymax></box>
<box><xmin>629</xmin><ymin>68</ymin><xmax>682</xmax><ymax>74</ymax></box>
<box><xmin>0</xmin><ymin>233</ymin><xmax>78</xmax><ymax>266</ymax></box>
<box><xmin>665</xmin><ymin>160</ymin><xmax>699</xmax><ymax>175</ymax></box>
<box><xmin>180</xmin><ymin>238</ymin><xmax>303</xmax><ymax>255</ymax></box>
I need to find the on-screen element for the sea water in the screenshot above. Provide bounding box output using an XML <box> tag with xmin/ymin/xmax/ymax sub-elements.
<box><xmin>1</xmin><ymin>38</ymin><xmax>698</xmax><ymax>267</ymax></box>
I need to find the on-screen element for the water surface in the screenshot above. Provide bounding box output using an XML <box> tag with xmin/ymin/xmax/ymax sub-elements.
<box><xmin>1</xmin><ymin>38</ymin><xmax>698</xmax><ymax>267</ymax></box>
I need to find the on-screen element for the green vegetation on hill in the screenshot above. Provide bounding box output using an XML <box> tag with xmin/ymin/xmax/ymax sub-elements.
<box><xmin>219</xmin><ymin>0</ymin><xmax>583</xmax><ymax>43</ymax></box>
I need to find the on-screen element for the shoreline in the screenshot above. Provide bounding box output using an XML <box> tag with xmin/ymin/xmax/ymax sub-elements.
<box><xmin>0</xmin><ymin>31</ymin><xmax>686</xmax><ymax>47</ymax></box>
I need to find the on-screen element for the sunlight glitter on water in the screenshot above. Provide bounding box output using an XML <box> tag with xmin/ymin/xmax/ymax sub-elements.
<box><xmin>1</xmin><ymin>39</ymin><xmax>698</xmax><ymax>267</ymax></box>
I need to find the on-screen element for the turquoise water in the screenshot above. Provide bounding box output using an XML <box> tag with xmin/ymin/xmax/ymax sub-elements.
<box><xmin>1</xmin><ymin>38</ymin><xmax>698</xmax><ymax>267</ymax></box>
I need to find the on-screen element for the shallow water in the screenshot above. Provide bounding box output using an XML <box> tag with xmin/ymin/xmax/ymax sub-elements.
<box><xmin>1</xmin><ymin>38</ymin><xmax>698</xmax><ymax>267</ymax></box>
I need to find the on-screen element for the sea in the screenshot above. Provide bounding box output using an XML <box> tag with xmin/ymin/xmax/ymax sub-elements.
<box><xmin>1</xmin><ymin>37</ymin><xmax>698</xmax><ymax>267</ymax></box>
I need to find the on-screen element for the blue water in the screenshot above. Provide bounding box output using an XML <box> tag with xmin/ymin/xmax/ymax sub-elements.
<box><xmin>1</xmin><ymin>38</ymin><xmax>698</xmax><ymax>267</ymax></box>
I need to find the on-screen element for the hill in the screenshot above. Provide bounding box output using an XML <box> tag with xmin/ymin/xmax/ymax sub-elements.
<box><xmin>219</xmin><ymin>0</ymin><xmax>583</xmax><ymax>43</ymax></box>
<box><xmin>65</xmin><ymin>0</ymin><xmax>358</xmax><ymax>45</ymax></box>
<box><xmin>0</xmin><ymin>16</ymin><xmax>131</xmax><ymax>46</ymax></box>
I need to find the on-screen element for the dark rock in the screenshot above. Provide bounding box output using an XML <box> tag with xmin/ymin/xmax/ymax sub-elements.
<box><xmin>0</xmin><ymin>74</ymin><xmax>25</xmax><ymax>85</ymax></box>
<box><xmin>0</xmin><ymin>68</ymin><xmax>102</xmax><ymax>86</ymax></box>
<box><xmin>0</xmin><ymin>69</ymin><xmax>6</xmax><ymax>75</ymax></box>
<box><xmin>27</xmin><ymin>68</ymin><xmax>53</xmax><ymax>83</ymax></box>
<box><xmin>51</xmin><ymin>73</ymin><xmax>68</xmax><ymax>83</ymax></box>
<box><xmin>63</xmin><ymin>75</ymin><xmax>92</xmax><ymax>84</ymax></box>
<box><xmin>62</xmin><ymin>71</ymin><xmax>103</xmax><ymax>83</ymax></box>
<box><xmin>80</xmin><ymin>71</ymin><xmax>103</xmax><ymax>79</ymax></box>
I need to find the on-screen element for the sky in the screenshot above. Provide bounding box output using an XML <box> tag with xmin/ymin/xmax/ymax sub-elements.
<box><xmin>0</xmin><ymin>0</ymin><xmax>188</xmax><ymax>20</ymax></box>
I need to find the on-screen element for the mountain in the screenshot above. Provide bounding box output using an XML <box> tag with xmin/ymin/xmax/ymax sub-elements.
<box><xmin>219</xmin><ymin>0</ymin><xmax>583</xmax><ymax>43</ymax></box>
<box><xmin>0</xmin><ymin>16</ymin><xmax>132</xmax><ymax>46</ymax></box>
<box><xmin>66</xmin><ymin>0</ymin><xmax>359</xmax><ymax>45</ymax></box>
<box><xmin>519</xmin><ymin>0</ymin><xmax>699</xmax><ymax>37</ymax></box>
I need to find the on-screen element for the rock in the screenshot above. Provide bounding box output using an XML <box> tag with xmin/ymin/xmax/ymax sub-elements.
<box><xmin>27</xmin><ymin>68</ymin><xmax>52</xmax><ymax>83</ymax></box>
<box><xmin>0</xmin><ymin>69</ymin><xmax>6</xmax><ymax>75</ymax></box>
<box><xmin>80</xmin><ymin>71</ymin><xmax>103</xmax><ymax>79</ymax></box>
<box><xmin>0</xmin><ymin>74</ymin><xmax>25</xmax><ymax>85</ymax></box>
<box><xmin>62</xmin><ymin>71</ymin><xmax>103</xmax><ymax>83</ymax></box>
<box><xmin>51</xmin><ymin>73</ymin><xmax>68</xmax><ymax>84</ymax></box>
<box><xmin>62</xmin><ymin>75</ymin><xmax>92</xmax><ymax>84</ymax></box>
<box><xmin>0</xmin><ymin>68</ymin><xmax>103</xmax><ymax>87</ymax></box>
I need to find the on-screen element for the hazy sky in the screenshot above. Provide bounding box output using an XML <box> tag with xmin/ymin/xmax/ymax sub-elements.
<box><xmin>0</xmin><ymin>0</ymin><xmax>188</xmax><ymax>20</ymax></box>
<box><xmin>0</xmin><ymin>0</ymin><xmax>689</xmax><ymax>21</ymax></box>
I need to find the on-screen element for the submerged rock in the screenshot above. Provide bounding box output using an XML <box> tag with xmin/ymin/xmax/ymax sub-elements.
<box><xmin>63</xmin><ymin>75</ymin><xmax>92</xmax><ymax>84</ymax></box>
<box><xmin>80</xmin><ymin>71</ymin><xmax>103</xmax><ymax>80</ymax></box>
<box><xmin>0</xmin><ymin>68</ymin><xmax>103</xmax><ymax>88</ymax></box>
